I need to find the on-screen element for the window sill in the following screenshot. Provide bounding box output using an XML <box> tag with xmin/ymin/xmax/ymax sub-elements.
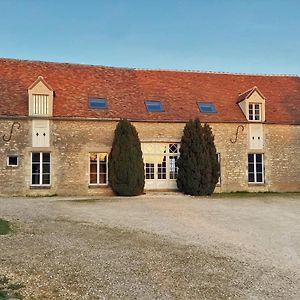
<box><xmin>248</xmin><ymin>183</ymin><xmax>265</xmax><ymax>186</ymax></box>
<box><xmin>88</xmin><ymin>184</ymin><xmax>108</xmax><ymax>189</ymax></box>
<box><xmin>30</xmin><ymin>185</ymin><xmax>51</xmax><ymax>189</ymax></box>
<box><xmin>30</xmin><ymin>114</ymin><xmax>52</xmax><ymax>118</ymax></box>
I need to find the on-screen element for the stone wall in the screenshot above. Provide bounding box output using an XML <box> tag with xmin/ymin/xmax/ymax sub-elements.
<box><xmin>265</xmin><ymin>124</ymin><xmax>300</xmax><ymax>192</ymax></box>
<box><xmin>51</xmin><ymin>120</ymin><xmax>115</xmax><ymax>195</ymax></box>
<box><xmin>0</xmin><ymin>118</ymin><xmax>299</xmax><ymax>196</ymax></box>
<box><xmin>0</xmin><ymin>119</ymin><xmax>30</xmax><ymax>196</ymax></box>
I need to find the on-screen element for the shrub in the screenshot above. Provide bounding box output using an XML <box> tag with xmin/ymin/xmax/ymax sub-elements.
<box><xmin>0</xmin><ymin>275</ymin><xmax>23</xmax><ymax>299</ymax></box>
<box><xmin>177</xmin><ymin>118</ymin><xmax>219</xmax><ymax>196</ymax></box>
<box><xmin>203</xmin><ymin>123</ymin><xmax>220</xmax><ymax>194</ymax></box>
<box><xmin>108</xmin><ymin>119</ymin><xmax>145</xmax><ymax>196</ymax></box>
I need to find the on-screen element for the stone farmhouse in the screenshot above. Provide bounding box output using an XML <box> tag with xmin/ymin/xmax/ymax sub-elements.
<box><xmin>0</xmin><ymin>58</ymin><xmax>299</xmax><ymax>196</ymax></box>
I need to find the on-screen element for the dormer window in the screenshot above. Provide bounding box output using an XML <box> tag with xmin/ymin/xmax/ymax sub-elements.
<box><xmin>248</xmin><ymin>103</ymin><xmax>261</xmax><ymax>121</ymax></box>
<box><xmin>28</xmin><ymin>76</ymin><xmax>54</xmax><ymax>117</ymax></box>
<box><xmin>237</xmin><ymin>87</ymin><xmax>265</xmax><ymax>122</ymax></box>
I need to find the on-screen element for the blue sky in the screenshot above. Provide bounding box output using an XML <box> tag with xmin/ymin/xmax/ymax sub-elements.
<box><xmin>0</xmin><ymin>0</ymin><xmax>299</xmax><ymax>75</ymax></box>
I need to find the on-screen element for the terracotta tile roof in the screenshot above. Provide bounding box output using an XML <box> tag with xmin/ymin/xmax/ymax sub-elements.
<box><xmin>0</xmin><ymin>58</ymin><xmax>299</xmax><ymax>124</ymax></box>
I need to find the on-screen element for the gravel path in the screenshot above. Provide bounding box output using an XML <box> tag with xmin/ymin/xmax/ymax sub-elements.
<box><xmin>0</xmin><ymin>193</ymin><xmax>299</xmax><ymax>299</ymax></box>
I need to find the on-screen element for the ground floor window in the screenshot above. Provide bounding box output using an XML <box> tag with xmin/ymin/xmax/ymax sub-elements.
<box><xmin>142</xmin><ymin>143</ymin><xmax>180</xmax><ymax>181</ymax></box>
<box><xmin>7</xmin><ymin>155</ymin><xmax>19</xmax><ymax>167</ymax></box>
<box><xmin>31</xmin><ymin>152</ymin><xmax>51</xmax><ymax>185</ymax></box>
<box><xmin>89</xmin><ymin>153</ymin><xmax>108</xmax><ymax>185</ymax></box>
<box><xmin>217</xmin><ymin>153</ymin><xmax>221</xmax><ymax>185</ymax></box>
<box><xmin>145</xmin><ymin>163</ymin><xmax>155</xmax><ymax>179</ymax></box>
<box><xmin>248</xmin><ymin>153</ymin><xmax>264</xmax><ymax>183</ymax></box>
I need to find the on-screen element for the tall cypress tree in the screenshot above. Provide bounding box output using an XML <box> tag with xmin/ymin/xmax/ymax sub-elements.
<box><xmin>176</xmin><ymin>118</ymin><xmax>219</xmax><ymax>196</ymax></box>
<box><xmin>203</xmin><ymin>123</ymin><xmax>219</xmax><ymax>195</ymax></box>
<box><xmin>108</xmin><ymin>119</ymin><xmax>145</xmax><ymax>196</ymax></box>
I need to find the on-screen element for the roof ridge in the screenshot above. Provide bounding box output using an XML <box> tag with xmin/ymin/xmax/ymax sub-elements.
<box><xmin>0</xmin><ymin>57</ymin><xmax>133</xmax><ymax>71</ymax></box>
<box><xmin>134</xmin><ymin>67</ymin><xmax>299</xmax><ymax>78</ymax></box>
<box><xmin>0</xmin><ymin>57</ymin><xmax>299</xmax><ymax>78</ymax></box>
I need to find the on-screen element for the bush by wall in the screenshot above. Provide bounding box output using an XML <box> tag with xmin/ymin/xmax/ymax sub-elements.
<box><xmin>177</xmin><ymin>118</ymin><xmax>219</xmax><ymax>196</ymax></box>
<box><xmin>108</xmin><ymin>119</ymin><xmax>145</xmax><ymax>196</ymax></box>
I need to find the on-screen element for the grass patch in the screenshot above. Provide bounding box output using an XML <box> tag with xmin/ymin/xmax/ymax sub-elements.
<box><xmin>0</xmin><ymin>219</ymin><xmax>10</xmax><ymax>235</ymax></box>
<box><xmin>214</xmin><ymin>192</ymin><xmax>300</xmax><ymax>198</ymax></box>
<box><xmin>0</xmin><ymin>275</ymin><xmax>23</xmax><ymax>299</ymax></box>
<box><xmin>25</xmin><ymin>193</ymin><xmax>58</xmax><ymax>197</ymax></box>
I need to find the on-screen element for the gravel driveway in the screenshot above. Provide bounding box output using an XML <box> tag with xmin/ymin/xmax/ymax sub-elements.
<box><xmin>0</xmin><ymin>193</ymin><xmax>299</xmax><ymax>299</ymax></box>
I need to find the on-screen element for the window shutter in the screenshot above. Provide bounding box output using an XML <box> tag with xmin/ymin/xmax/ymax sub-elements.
<box><xmin>33</xmin><ymin>95</ymin><xmax>49</xmax><ymax>115</ymax></box>
<box><xmin>249</xmin><ymin>124</ymin><xmax>263</xmax><ymax>150</ymax></box>
<box><xmin>32</xmin><ymin>120</ymin><xmax>50</xmax><ymax>147</ymax></box>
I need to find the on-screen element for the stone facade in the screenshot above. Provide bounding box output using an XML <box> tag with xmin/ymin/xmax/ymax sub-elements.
<box><xmin>0</xmin><ymin>58</ymin><xmax>299</xmax><ymax>196</ymax></box>
<box><xmin>1</xmin><ymin>117</ymin><xmax>299</xmax><ymax>196</ymax></box>
<box><xmin>0</xmin><ymin>119</ymin><xmax>30</xmax><ymax>196</ymax></box>
<box><xmin>264</xmin><ymin>125</ymin><xmax>300</xmax><ymax>191</ymax></box>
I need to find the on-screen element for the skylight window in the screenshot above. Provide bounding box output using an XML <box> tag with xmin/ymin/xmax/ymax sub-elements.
<box><xmin>89</xmin><ymin>98</ymin><xmax>107</xmax><ymax>109</ymax></box>
<box><xmin>145</xmin><ymin>100</ymin><xmax>164</xmax><ymax>112</ymax></box>
<box><xmin>197</xmin><ymin>102</ymin><xmax>216</xmax><ymax>113</ymax></box>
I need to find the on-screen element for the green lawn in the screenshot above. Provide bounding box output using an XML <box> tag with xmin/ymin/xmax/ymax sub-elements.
<box><xmin>214</xmin><ymin>192</ymin><xmax>300</xmax><ymax>198</ymax></box>
<box><xmin>0</xmin><ymin>219</ymin><xmax>10</xmax><ymax>235</ymax></box>
<box><xmin>0</xmin><ymin>276</ymin><xmax>23</xmax><ymax>300</ymax></box>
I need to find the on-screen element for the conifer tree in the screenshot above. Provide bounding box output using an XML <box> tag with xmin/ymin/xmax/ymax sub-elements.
<box><xmin>203</xmin><ymin>123</ymin><xmax>219</xmax><ymax>194</ymax></box>
<box><xmin>176</xmin><ymin>118</ymin><xmax>219</xmax><ymax>196</ymax></box>
<box><xmin>108</xmin><ymin>119</ymin><xmax>145</xmax><ymax>196</ymax></box>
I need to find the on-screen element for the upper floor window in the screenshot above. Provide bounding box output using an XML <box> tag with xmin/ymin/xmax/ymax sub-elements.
<box><xmin>249</xmin><ymin>103</ymin><xmax>261</xmax><ymax>121</ymax></box>
<box><xmin>33</xmin><ymin>94</ymin><xmax>49</xmax><ymax>115</ymax></box>
<box><xmin>237</xmin><ymin>87</ymin><xmax>265</xmax><ymax>123</ymax></box>
<box><xmin>197</xmin><ymin>102</ymin><xmax>216</xmax><ymax>113</ymax></box>
<box><xmin>145</xmin><ymin>100</ymin><xmax>164</xmax><ymax>112</ymax></box>
<box><xmin>89</xmin><ymin>98</ymin><xmax>107</xmax><ymax>109</ymax></box>
<box><xmin>28</xmin><ymin>76</ymin><xmax>54</xmax><ymax>117</ymax></box>
<box><xmin>32</xmin><ymin>120</ymin><xmax>50</xmax><ymax>148</ymax></box>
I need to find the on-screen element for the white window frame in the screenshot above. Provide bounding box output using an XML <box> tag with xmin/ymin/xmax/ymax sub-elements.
<box><xmin>248</xmin><ymin>153</ymin><xmax>264</xmax><ymax>184</ymax></box>
<box><xmin>31</xmin><ymin>152</ymin><xmax>51</xmax><ymax>186</ymax></box>
<box><xmin>7</xmin><ymin>155</ymin><xmax>19</xmax><ymax>167</ymax></box>
<box><xmin>217</xmin><ymin>153</ymin><xmax>221</xmax><ymax>185</ymax></box>
<box><xmin>89</xmin><ymin>153</ymin><xmax>108</xmax><ymax>186</ymax></box>
<box><xmin>248</xmin><ymin>103</ymin><xmax>262</xmax><ymax>121</ymax></box>
<box><xmin>145</xmin><ymin>163</ymin><xmax>155</xmax><ymax>179</ymax></box>
<box><xmin>143</xmin><ymin>143</ymin><xmax>180</xmax><ymax>181</ymax></box>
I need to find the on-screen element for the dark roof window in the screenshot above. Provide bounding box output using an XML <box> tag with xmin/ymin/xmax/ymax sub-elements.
<box><xmin>145</xmin><ymin>100</ymin><xmax>164</xmax><ymax>112</ymax></box>
<box><xmin>197</xmin><ymin>102</ymin><xmax>216</xmax><ymax>113</ymax></box>
<box><xmin>89</xmin><ymin>98</ymin><xmax>107</xmax><ymax>109</ymax></box>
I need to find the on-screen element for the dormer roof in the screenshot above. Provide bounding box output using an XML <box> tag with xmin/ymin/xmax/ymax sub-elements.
<box><xmin>28</xmin><ymin>75</ymin><xmax>54</xmax><ymax>91</ymax></box>
<box><xmin>237</xmin><ymin>86</ymin><xmax>266</xmax><ymax>103</ymax></box>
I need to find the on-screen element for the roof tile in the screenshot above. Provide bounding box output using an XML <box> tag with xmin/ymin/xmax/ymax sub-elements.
<box><xmin>0</xmin><ymin>58</ymin><xmax>299</xmax><ymax>124</ymax></box>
